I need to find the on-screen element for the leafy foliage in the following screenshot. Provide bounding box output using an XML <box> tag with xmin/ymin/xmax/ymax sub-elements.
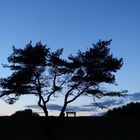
<box><xmin>11</xmin><ymin>109</ymin><xmax>40</xmax><ymax>118</ymax></box>
<box><xmin>49</xmin><ymin>40</ymin><xmax>126</xmax><ymax>116</ymax></box>
<box><xmin>106</xmin><ymin>102</ymin><xmax>140</xmax><ymax>117</ymax></box>
<box><xmin>0</xmin><ymin>40</ymin><xmax>126</xmax><ymax>117</ymax></box>
<box><xmin>0</xmin><ymin>42</ymin><xmax>50</xmax><ymax>116</ymax></box>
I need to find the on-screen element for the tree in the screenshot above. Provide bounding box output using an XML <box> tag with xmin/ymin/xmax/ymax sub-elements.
<box><xmin>106</xmin><ymin>102</ymin><xmax>140</xmax><ymax>117</ymax></box>
<box><xmin>0</xmin><ymin>40</ymin><xmax>127</xmax><ymax>117</ymax></box>
<box><xmin>0</xmin><ymin>42</ymin><xmax>51</xmax><ymax>117</ymax></box>
<box><xmin>0</xmin><ymin>42</ymin><xmax>71</xmax><ymax>117</ymax></box>
<box><xmin>11</xmin><ymin>109</ymin><xmax>40</xmax><ymax>118</ymax></box>
<box><xmin>54</xmin><ymin>40</ymin><xmax>127</xmax><ymax>116</ymax></box>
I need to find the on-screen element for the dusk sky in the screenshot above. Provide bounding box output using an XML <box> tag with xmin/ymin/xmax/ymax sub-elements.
<box><xmin>0</xmin><ymin>0</ymin><xmax>140</xmax><ymax>116</ymax></box>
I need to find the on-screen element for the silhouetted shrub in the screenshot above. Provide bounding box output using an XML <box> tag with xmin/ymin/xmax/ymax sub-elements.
<box><xmin>11</xmin><ymin>109</ymin><xmax>40</xmax><ymax>118</ymax></box>
<box><xmin>106</xmin><ymin>102</ymin><xmax>140</xmax><ymax>117</ymax></box>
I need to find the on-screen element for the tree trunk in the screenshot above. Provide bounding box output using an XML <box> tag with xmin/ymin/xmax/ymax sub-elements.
<box><xmin>59</xmin><ymin>102</ymin><xmax>67</xmax><ymax>117</ymax></box>
<box><xmin>38</xmin><ymin>101</ymin><xmax>48</xmax><ymax>118</ymax></box>
<box><xmin>43</xmin><ymin>106</ymin><xmax>48</xmax><ymax>118</ymax></box>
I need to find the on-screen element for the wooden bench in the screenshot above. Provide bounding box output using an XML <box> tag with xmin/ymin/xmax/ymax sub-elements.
<box><xmin>66</xmin><ymin>112</ymin><xmax>76</xmax><ymax>117</ymax></box>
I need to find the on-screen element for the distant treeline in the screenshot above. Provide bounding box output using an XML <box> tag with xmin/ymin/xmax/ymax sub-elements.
<box><xmin>11</xmin><ymin>109</ymin><xmax>40</xmax><ymax>118</ymax></box>
<box><xmin>106</xmin><ymin>102</ymin><xmax>140</xmax><ymax>117</ymax></box>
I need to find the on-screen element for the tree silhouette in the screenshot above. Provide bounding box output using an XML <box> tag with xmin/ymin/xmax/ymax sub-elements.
<box><xmin>106</xmin><ymin>102</ymin><xmax>140</xmax><ymax>117</ymax></box>
<box><xmin>0</xmin><ymin>40</ymin><xmax>127</xmax><ymax>117</ymax></box>
<box><xmin>0</xmin><ymin>42</ymin><xmax>51</xmax><ymax>117</ymax></box>
<box><xmin>0</xmin><ymin>41</ymin><xmax>72</xmax><ymax>117</ymax></box>
<box><xmin>57</xmin><ymin>40</ymin><xmax>127</xmax><ymax>116</ymax></box>
<box><xmin>11</xmin><ymin>109</ymin><xmax>40</xmax><ymax>118</ymax></box>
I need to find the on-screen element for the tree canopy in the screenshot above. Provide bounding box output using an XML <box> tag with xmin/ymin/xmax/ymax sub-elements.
<box><xmin>0</xmin><ymin>40</ymin><xmax>127</xmax><ymax>117</ymax></box>
<box><xmin>54</xmin><ymin>40</ymin><xmax>126</xmax><ymax>116</ymax></box>
<box><xmin>11</xmin><ymin>109</ymin><xmax>40</xmax><ymax>118</ymax></box>
<box><xmin>106</xmin><ymin>102</ymin><xmax>140</xmax><ymax>117</ymax></box>
<box><xmin>0</xmin><ymin>42</ymin><xmax>50</xmax><ymax>116</ymax></box>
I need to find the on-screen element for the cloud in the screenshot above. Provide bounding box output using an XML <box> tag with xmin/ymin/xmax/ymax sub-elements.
<box><xmin>25</xmin><ymin>92</ymin><xmax>140</xmax><ymax>114</ymax></box>
<box><xmin>26</xmin><ymin>104</ymin><xmax>97</xmax><ymax>112</ymax></box>
<box><xmin>86</xmin><ymin>92</ymin><xmax>140</xmax><ymax>109</ymax></box>
<box><xmin>128</xmin><ymin>92</ymin><xmax>140</xmax><ymax>101</ymax></box>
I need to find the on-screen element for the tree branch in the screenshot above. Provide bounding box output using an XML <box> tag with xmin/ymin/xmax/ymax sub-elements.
<box><xmin>67</xmin><ymin>86</ymin><xmax>90</xmax><ymax>104</ymax></box>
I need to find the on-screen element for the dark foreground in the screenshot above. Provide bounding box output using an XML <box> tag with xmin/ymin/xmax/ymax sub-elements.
<box><xmin>0</xmin><ymin>116</ymin><xmax>139</xmax><ymax>140</ymax></box>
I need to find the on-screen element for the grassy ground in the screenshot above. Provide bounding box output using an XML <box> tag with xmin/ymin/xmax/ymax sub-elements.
<box><xmin>0</xmin><ymin>116</ymin><xmax>139</xmax><ymax>140</ymax></box>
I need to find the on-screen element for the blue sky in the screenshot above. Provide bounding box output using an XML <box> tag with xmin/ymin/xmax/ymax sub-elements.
<box><xmin>0</xmin><ymin>0</ymin><xmax>140</xmax><ymax>115</ymax></box>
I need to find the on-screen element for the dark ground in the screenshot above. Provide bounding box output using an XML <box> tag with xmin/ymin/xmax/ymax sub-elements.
<box><xmin>0</xmin><ymin>116</ymin><xmax>139</xmax><ymax>140</ymax></box>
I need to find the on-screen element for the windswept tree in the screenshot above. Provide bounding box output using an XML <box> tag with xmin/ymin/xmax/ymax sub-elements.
<box><xmin>0</xmin><ymin>40</ymin><xmax>127</xmax><ymax>117</ymax></box>
<box><xmin>0</xmin><ymin>42</ymin><xmax>54</xmax><ymax>117</ymax></box>
<box><xmin>50</xmin><ymin>40</ymin><xmax>127</xmax><ymax>117</ymax></box>
<box><xmin>0</xmin><ymin>42</ymin><xmax>70</xmax><ymax>117</ymax></box>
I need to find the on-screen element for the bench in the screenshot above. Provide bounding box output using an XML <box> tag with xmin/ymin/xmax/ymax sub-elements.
<box><xmin>66</xmin><ymin>112</ymin><xmax>76</xmax><ymax>117</ymax></box>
